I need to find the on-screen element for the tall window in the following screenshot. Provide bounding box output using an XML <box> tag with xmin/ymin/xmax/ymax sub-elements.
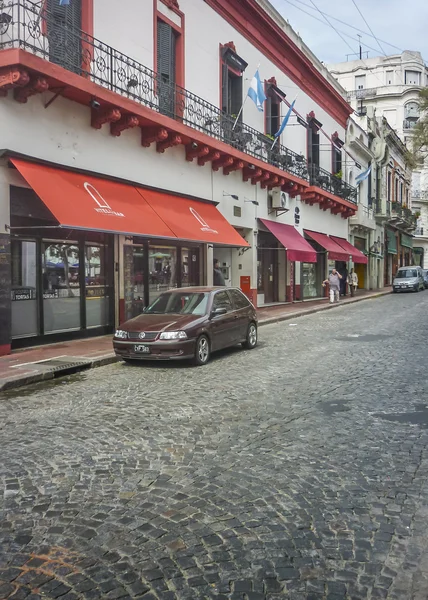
<box><xmin>395</xmin><ymin>178</ymin><xmax>399</xmax><ymax>203</ymax></box>
<box><xmin>221</xmin><ymin>65</ymin><xmax>243</xmax><ymax>118</ymax></box>
<box><xmin>405</xmin><ymin>70</ymin><xmax>421</xmax><ymax>85</ymax></box>
<box><xmin>307</xmin><ymin>123</ymin><xmax>320</xmax><ymax>169</ymax></box>
<box><xmin>355</xmin><ymin>75</ymin><xmax>366</xmax><ymax>90</ymax></box>
<box><xmin>332</xmin><ymin>147</ymin><xmax>342</xmax><ymax>176</ymax></box>
<box><xmin>265</xmin><ymin>84</ymin><xmax>283</xmax><ymax>137</ymax></box>
<box><xmin>386</xmin><ymin>70</ymin><xmax>393</xmax><ymax>85</ymax></box>
<box><xmin>47</xmin><ymin>0</ymin><xmax>82</xmax><ymax>73</ymax></box>
<box><xmin>387</xmin><ymin>171</ymin><xmax>392</xmax><ymax>202</ymax></box>
<box><xmin>157</xmin><ymin>20</ymin><xmax>178</xmax><ymax>117</ymax></box>
<box><xmin>220</xmin><ymin>45</ymin><xmax>247</xmax><ymax>120</ymax></box>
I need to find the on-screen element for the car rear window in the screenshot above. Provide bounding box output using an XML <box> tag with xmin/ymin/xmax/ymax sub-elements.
<box><xmin>229</xmin><ymin>289</ymin><xmax>251</xmax><ymax>309</ymax></box>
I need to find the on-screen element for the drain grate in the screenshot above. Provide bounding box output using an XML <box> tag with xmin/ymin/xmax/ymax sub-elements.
<box><xmin>25</xmin><ymin>357</ymin><xmax>92</xmax><ymax>377</ymax></box>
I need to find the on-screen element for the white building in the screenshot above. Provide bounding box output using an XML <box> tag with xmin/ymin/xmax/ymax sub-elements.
<box><xmin>0</xmin><ymin>0</ymin><xmax>364</xmax><ymax>354</ymax></box>
<box><xmin>328</xmin><ymin>50</ymin><xmax>428</xmax><ymax>146</ymax></box>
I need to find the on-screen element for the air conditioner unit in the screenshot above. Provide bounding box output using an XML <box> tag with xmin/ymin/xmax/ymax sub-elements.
<box><xmin>271</xmin><ymin>190</ymin><xmax>289</xmax><ymax>209</ymax></box>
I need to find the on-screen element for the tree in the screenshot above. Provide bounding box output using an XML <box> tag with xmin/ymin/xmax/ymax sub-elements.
<box><xmin>408</xmin><ymin>88</ymin><xmax>428</xmax><ymax>169</ymax></box>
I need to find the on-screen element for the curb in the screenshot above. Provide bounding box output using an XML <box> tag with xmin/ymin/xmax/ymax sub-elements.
<box><xmin>0</xmin><ymin>291</ymin><xmax>390</xmax><ymax>393</ymax></box>
<box><xmin>258</xmin><ymin>290</ymin><xmax>391</xmax><ymax>326</ymax></box>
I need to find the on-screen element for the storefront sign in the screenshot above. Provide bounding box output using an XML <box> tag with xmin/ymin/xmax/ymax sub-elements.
<box><xmin>43</xmin><ymin>290</ymin><xmax>59</xmax><ymax>299</ymax></box>
<box><xmin>12</xmin><ymin>289</ymin><xmax>33</xmax><ymax>301</ymax></box>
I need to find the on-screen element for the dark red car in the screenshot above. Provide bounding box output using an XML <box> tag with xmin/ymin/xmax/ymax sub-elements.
<box><xmin>113</xmin><ymin>287</ymin><xmax>258</xmax><ymax>365</ymax></box>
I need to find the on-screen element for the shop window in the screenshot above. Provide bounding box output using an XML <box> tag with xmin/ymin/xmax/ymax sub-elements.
<box><xmin>148</xmin><ymin>245</ymin><xmax>177</xmax><ymax>304</ymax></box>
<box><xmin>47</xmin><ymin>0</ymin><xmax>82</xmax><ymax>73</ymax></box>
<box><xmin>123</xmin><ymin>244</ymin><xmax>146</xmax><ymax>321</ymax></box>
<box><xmin>42</xmin><ymin>241</ymin><xmax>81</xmax><ymax>333</ymax></box>
<box><xmin>11</xmin><ymin>240</ymin><xmax>38</xmax><ymax>338</ymax></box>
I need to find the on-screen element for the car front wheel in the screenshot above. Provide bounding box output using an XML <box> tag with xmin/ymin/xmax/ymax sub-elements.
<box><xmin>242</xmin><ymin>322</ymin><xmax>258</xmax><ymax>350</ymax></box>
<box><xmin>194</xmin><ymin>335</ymin><xmax>210</xmax><ymax>366</ymax></box>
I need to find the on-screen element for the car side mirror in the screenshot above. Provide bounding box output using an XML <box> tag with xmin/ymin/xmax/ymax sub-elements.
<box><xmin>211</xmin><ymin>307</ymin><xmax>227</xmax><ymax>317</ymax></box>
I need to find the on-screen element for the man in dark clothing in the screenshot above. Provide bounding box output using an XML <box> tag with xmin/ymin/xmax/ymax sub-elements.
<box><xmin>213</xmin><ymin>259</ymin><xmax>226</xmax><ymax>286</ymax></box>
<box><xmin>339</xmin><ymin>264</ymin><xmax>348</xmax><ymax>296</ymax></box>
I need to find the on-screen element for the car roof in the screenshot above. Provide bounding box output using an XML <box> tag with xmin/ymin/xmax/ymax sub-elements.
<box><xmin>163</xmin><ymin>287</ymin><xmax>243</xmax><ymax>294</ymax></box>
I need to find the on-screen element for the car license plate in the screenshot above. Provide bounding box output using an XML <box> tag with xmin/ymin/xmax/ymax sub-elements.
<box><xmin>134</xmin><ymin>344</ymin><xmax>150</xmax><ymax>353</ymax></box>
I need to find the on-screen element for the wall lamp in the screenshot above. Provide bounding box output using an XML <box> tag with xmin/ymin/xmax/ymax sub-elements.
<box><xmin>223</xmin><ymin>192</ymin><xmax>239</xmax><ymax>200</ymax></box>
<box><xmin>90</xmin><ymin>98</ymin><xmax>100</xmax><ymax>110</ymax></box>
<box><xmin>244</xmin><ymin>199</ymin><xmax>259</xmax><ymax>206</ymax></box>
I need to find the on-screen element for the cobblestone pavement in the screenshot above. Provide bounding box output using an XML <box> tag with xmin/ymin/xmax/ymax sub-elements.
<box><xmin>1</xmin><ymin>293</ymin><xmax>428</xmax><ymax>600</ymax></box>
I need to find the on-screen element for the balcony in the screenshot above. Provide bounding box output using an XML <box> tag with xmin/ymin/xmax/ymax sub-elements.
<box><xmin>403</xmin><ymin>119</ymin><xmax>418</xmax><ymax>130</ymax></box>
<box><xmin>390</xmin><ymin>202</ymin><xmax>417</xmax><ymax>231</ymax></box>
<box><xmin>308</xmin><ymin>164</ymin><xmax>357</xmax><ymax>203</ymax></box>
<box><xmin>349</xmin><ymin>203</ymin><xmax>376</xmax><ymax>230</ymax></box>
<box><xmin>347</xmin><ymin>88</ymin><xmax>378</xmax><ymax>100</ymax></box>
<box><xmin>412</xmin><ymin>190</ymin><xmax>428</xmax><ymax>201</ymax></box>
<box><xmin>0</xmin><ymin>0</ymin><xmax>356</xmax><ymax>209</ymax></box>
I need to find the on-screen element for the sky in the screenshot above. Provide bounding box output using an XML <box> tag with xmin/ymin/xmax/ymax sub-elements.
<box><xmin>269</xmin><ymin>0</ymin><xmax>428</xmax><ymax>66</ymax></box>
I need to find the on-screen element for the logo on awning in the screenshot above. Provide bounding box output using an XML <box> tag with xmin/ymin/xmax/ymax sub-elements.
<box><xmin>84</xmin><ymin>182</ymin><xmax>125</xmax><ymax>217</ymax></box>
<box><xmin>189</xmin><ymin>207</ymin><xmax>217</xmax><ymax>234</ymax></box>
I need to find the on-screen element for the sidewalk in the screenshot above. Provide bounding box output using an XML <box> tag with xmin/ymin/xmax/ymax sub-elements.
<box><xmin>0</xmin><ymin>288</ymin><xmax>390</xmax><ymax>392</ymax></box>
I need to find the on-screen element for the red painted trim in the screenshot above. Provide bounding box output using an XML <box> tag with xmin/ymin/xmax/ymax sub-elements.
<box><xmin>205</xmin><ymin>0</ymin><xmax>352</xmax><ymax>127</ymax></box>
<box><xmin>82</xmin><ymin>0</ymin><xmax>94</xmax><ymax>37</ymax></box>
<box><xmin>0</xmin><ymin>49</ymin><xmax>310</xmax><ymax>189</ymax></box>
<box><xmin>159</xmin><ymin>0</ymin><xmax>182</xmax><ymax>18</ymax></box>
<box><xmin>0</xmin><ymin>344</ymin><xmax>11</xmax><ymax>356</ymax></box>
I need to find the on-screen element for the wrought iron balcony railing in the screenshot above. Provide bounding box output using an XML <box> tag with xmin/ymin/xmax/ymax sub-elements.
<box><xmin>403</xmin><ymin>119</ymin><xmax>418</xmax><ymax>130</ymax></box>
<box><xmin>308</xmin><ymin>164</ymin><xmax>357</xmax><ymax>203</ymax></box>
<box><xmin>0</xmin><ymin>0</ymin><xmax>356</xmax><ymax>202</ymax></box>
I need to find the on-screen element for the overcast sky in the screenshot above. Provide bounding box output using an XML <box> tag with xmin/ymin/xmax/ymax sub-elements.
<box><xmin>269</xmin><ymin>0</ymin><xmax>428</xmax><ymax>66</ymax></box>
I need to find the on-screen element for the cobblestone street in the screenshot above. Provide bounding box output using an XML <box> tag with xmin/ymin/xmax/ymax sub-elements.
<box><xmin>2</xmin><ymin>293</ymin><xmax>428</xmax><ymax>600</ymax></box>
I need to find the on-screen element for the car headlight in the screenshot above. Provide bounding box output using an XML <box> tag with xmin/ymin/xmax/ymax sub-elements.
<box><xmin>115</xmin><ymin>329</ymin><xmax>128</xmax><ymax>339</ymax></box>
<box><xmin>159</xmin><ymin>331</ymin><xmax>188</xmax><ymax>340</ymax></box>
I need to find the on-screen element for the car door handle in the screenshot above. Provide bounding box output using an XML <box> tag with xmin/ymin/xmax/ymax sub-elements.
<box><xmin>234</xmin><ymin>315</ymin><xmax>239</xmax><ymax>319</ymax></box>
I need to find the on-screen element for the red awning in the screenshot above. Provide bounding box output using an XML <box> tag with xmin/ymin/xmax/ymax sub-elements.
<box><xmin>259</xmin><ymin>219</ymin><xmax>317</xmax><ymax>263</ymax></box>
<box><xmin>137</xmin><ymin>187</ymin><xmax>249</xmax><ymax>247</ymax></box>
<box><xmin>331</xmin><ymin>236</ymin><xmax>368</xmax><ymax>264</ymax></box>
<box><xmin>11</xmin><ymin>159</ymin><xmax>248</xmax><ymax>246</ymax></box>
<box><xmin>304</xmin><ymin>230</ymin><xmax>349</xmax><ymax>261</ymax></box>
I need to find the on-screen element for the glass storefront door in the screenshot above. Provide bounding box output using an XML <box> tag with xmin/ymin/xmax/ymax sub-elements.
<box><xmin>42</xmin><ymin>241</ymin><xmax>81</xmax><ymax>333</ymax></box>
<box><xmin>123</xmin><ymin>244</ymin><xmax>146</xmax><ymax>321</ymax></box>
<box><xmin>302</xmin><ymin>262</ymin><xmax>318</xmax><ymax>298</ymax></box>
<box><xmin>148</xmin><ymin>245</ymin><xmax>177</xmax><ymax>304</ymax></box>
<box><xmin>85</xmin><ymin>244</ymin><xmax>110</xmax><ymax>328</ymax></box>
<box><xmin>182</xmin><ymin>247</ymin><xmax>201</xmax><ymax>287</ymax></box>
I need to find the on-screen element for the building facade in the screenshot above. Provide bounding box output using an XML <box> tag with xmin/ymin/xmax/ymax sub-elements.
<box><xmin>0</xmin><ymin>0</ymin><xmax>362</xmax><ymax>355</ymax></box>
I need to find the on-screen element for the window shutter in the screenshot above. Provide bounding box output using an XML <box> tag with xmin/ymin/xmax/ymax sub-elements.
<box><xmin>221</xmin><ymin>63</ymin><xmax>229</xmax><ymax>113</ymax></box>
<box><xmin>47</xmin><ymin>0</ymin><xmax>82</xmax><ymax>73</ymax></box>
<box><xmin>266</xmin><ymin>96</ymin><xmax>272</xmax><ymax>135</ymax></box>
<box><xmin>157</xmin><ymin>20</ymin><xmax>176</xmax><ymax>117</ymax></box>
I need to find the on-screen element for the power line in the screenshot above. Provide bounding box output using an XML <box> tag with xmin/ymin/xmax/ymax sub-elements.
<box><xmin>278</xmin><ymin>0</ymin><xmax>402</xmax><ymax>53</ymax></box>
<box><xmin>349</xmin><ymin>0</ymin><xmax>387</xmax><ymax>57</ymax></box>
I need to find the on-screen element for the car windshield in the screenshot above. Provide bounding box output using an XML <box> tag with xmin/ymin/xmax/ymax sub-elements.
<box><xmin>145</xmin><ymin>292</ymin><xmax>209</xmax><ymax>315</ymax></box>
<box><xmin>396</xmin><ymin>270</ymin><xmax>418</xmax><ymax>278</ymax></box>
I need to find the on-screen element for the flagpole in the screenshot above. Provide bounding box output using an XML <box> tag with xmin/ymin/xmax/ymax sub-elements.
<box><xmin>271</xmin><ymin>94</ymin><xmax>298</xmax><ymax>150</ymax></box>
<box><xmin>232</xmin><ymin>95</ymin><xmax>248</xmax><ymax>131</ymax></box>
<box><xmin>35</xmin><ymin>0</ymin><xmax>47</xmax><ymax>27</ymax></box>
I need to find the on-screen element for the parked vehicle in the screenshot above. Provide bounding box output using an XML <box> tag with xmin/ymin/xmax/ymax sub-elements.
<box><xmin>113</xmin><ymin>287</ymin><xmax>258</xmax><ymax>365</ymax></box>
<box><xmin>392</xmin><ymin>266</ymin><xmax>425</xmax><ymax>293</ymax></box>
<box><xmin>423</xmin><ymin>270</ymin><xmax>428</xmax><ymax>289</ymax></box>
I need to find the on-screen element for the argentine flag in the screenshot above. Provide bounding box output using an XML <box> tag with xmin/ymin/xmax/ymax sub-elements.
<box><xmin>247</xmin><ymin>70</ymin><xmax>267</xmax><ymax>112</ymax></box>
<box><xmin>355</xmin><ymin>165</ymin><xmax>371</xmax><ymax>185</ymax></box>
<box><xmin>274</xmin><ymin>99</ymin><xmax>296</xmax><ymax>138</ymax></box>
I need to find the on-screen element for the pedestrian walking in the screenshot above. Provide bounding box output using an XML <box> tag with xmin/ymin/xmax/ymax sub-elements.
<box><xmin>347</xmin><ymin>268</ymin><xmax>358</xmax><ymax>297</ymax></box>
<box><xmin>323</xmin><ymin>268</ymin><xmax>342</xmax><ymax>304</ymax></box>
<box><xmin>213</xmin><ymin>259</ymin><xmax>226</xmax><ymax>286</ymax></box>
<box><xmin>339</xmin><ymin>264</ymin><xmax>348</xmax><ymax>296</ymax></box>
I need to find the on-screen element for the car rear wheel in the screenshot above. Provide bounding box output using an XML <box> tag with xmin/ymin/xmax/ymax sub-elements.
<box><xmin>194</xmin><ymin>335</ymin><xmax>210</xmax><ymax>366</ymax></box>
<box><xmin>242</xmin><ymin>322</ymin><xmax>258</xmax><ymax>350</ymax></box>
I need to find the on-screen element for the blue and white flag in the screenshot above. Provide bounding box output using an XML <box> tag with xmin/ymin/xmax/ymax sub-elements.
<box><xmin>59</xmin><ymin>0</ymin><xmax>70</xmax><ymax>5</ymax></box>
<box><xmin>247</xmin><ymin>70</ymin><xmax>267</xmax><ymax>112</ymax></box>
<box><xmin>274</xmin><ymin>99</ymin><xmax>296</xmax><ymax>138</ymax></box>
<box><xmin>355</xmin><ymin>165</ymin><xmax>371</xmax><ymax>185</ymax></box>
